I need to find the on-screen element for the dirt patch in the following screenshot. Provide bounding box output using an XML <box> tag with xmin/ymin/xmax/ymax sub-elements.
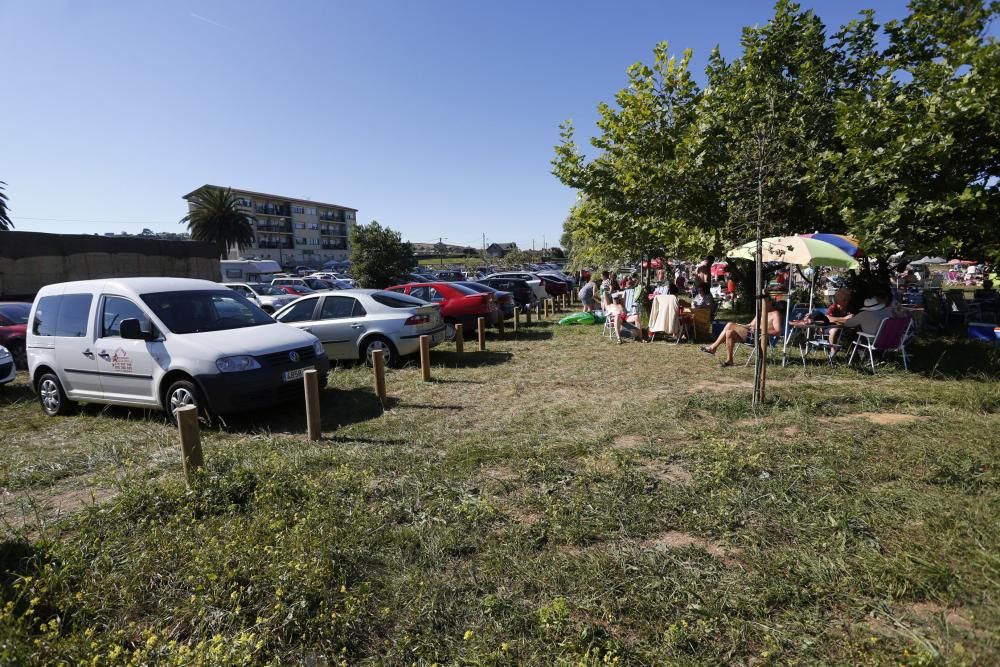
<box><xmin>612</xmin><ymin>435</ymin><xmax>646</xmax><ymax>451</ymax></box>
<box><xmin>477</xmin><ymin>465</ymin><xmax>517</xmax><ymax>483</ymax></box>
<box><xmin>510</xmin><ymin>508</ymin><xmax>542</xmax><ymax>526</ymax></box>
<box><xmin>688</xmin><ymin>379</ymin><xmax>754</xmax><ymax>394</ymax></box>
<box><xmin>866</xmin><ymin>602</ymin><xmax>988</xmax><ymax>641</ymax></box>
<box><xmin>781</xmin><ymin>425</ymin><xmax>801</xmax><ymax>437</ymax></box>
<box><xmin>641</xmin><ymin>463</ymin><xmax>693</xmax><ymax>485</ymax></box>
<box><xmin>903</xmin><ymin>602</ymin><xmax>977</xmax><ymax>633</ymax></box>
<box><xmin>1</xmin><ymin>484</ymin><xmax>116</xmax><ymax>529</ymax></box>
<box><xmin>823</xmin><ymin>412</ymin><xmax>930</xmax><ymax>426</ymax></box>
<box><xmin>641</xmin><ymin>530</ymin><xmax>742</xmax><ymax>567</ymax></box>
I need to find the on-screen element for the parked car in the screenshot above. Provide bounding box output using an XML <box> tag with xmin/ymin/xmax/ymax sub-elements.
<box><xmin>272</xmin><ymin>277</ymin><xmax>340</xmax><ymax>292</ymax></box>
<box><xmin>386</xmin><ymin>282</ymin><xmax>497</xmax><ymax>339</ymax></box>
<box><xmin>274</xmin><ymin>289</ymin><xmax>446</xmax><ymax>366</ymax></box>
<box><xmin>0</xmin><ymin>345</ymin><xmax>15</xmax><ymax>386</ymax></box>
<box><xmin>484</xmin><ymin>272</ymin><xmax>548</xmax><ymax>301</ymax></box>
<box><xmin>294</xmin><ymin>266</ymin><xmax>312</xmax><ymax>276</ymax></box>
<box><xmin>389</xmin><ymin>273</ymin><xmax>438</xmax><ymax>286</ymax></box>
<box><xmin>310</xmin><ymin>272</ymin><xmax>357</xmax><ymax>288</ymax></box>
<box><xmin>537</xmin><ymin>274</ymin><xmax>569</xmax><ymax>297</ymax></box>
<box><xmin>538</xmin><ymin>270</ymin><xmax>576</xmax><ymax>289</ymax></box>
<box><xmin>273</xmin><ymin>284</ymin><xmax>317</xmax><ymax>297</ymax></box>
<box><xmin>455</xmin><ymin>281</ymin><xmax>515</xmax><ymax>321</ymax></box>
<box><xmin>477</xmin><ymin>278</ymin><xmax>535</xmax><ymax>311</ymax></box>
<box><xmin>225</xmin><ymin>283</ymin><xmax>297</xmax><ymax>314</ymax></box>
<box><xmin>26</xmin><ymin>278</ymin><xmax>329</xmax><ymax>420</ymax></box>
<box><xmin>433</xmin><ymin>270</ymin><xmax>465</xmax><ymax>282</ymax></box>
<box><xmin>0</xmin><ymin>302</ymin><xmax>30</xmax><ymax>368</ymax></box>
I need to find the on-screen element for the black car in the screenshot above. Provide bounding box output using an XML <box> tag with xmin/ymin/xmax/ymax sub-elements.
<box><xmin>456</xmin><ymin>281</ymin><xmax>515</xmax><ymax>321</ymax></box>
<box><xmin>434</xmin><ymin>270</ymin><xmax>465</xmax><ymax>282</ymax></box>
<box><xmin>477</xmin><ymin>278</ymin><xmax>535</xmax><ymax>311</ymax></box>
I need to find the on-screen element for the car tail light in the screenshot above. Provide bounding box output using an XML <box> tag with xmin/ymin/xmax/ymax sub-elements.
<box><xmin>405</xmin><ymin>314</ymin><xmax>430</xmax><ymax>326</ymax></box>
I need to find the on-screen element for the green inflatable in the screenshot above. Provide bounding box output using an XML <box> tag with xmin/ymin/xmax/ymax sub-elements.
<box><xmin>558</xmin><ymin>311</ymin><xmax>605</xmax><ymax>325</ymax></box>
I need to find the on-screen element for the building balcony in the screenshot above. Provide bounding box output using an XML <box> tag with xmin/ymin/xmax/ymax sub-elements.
<box><xmin>319</xmin><ymin>213</ymin><xmax>346</xmax><ymax>222</ymax></box>
<box><xmin>321</xmin><ymin>241</ymin><xmax>348</xmax><ymax>250</ymax></box>
<box><xmin>255</xmin><ymin>223</ymin><xmax>293</xmax><ymax>233</ymax></box>
<box><xmin>257</xmin><ymin>241</ymin><xmax>294</xmax><ymax>250</ymax></box>
<box><xmin>320</xmin><ymin>226</ymin><xmax>348</xmax><ymax>236</ymax></box>
<box><xmin>256</xmin><ymin>205</ymin><xmax>291</xmax><ymax>216</ymax></box>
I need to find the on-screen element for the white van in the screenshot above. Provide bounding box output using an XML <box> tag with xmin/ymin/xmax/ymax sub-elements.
<box><xmin>220</xmin><ymin>260</ymin><xmax>282</xmax><ymax>284</ymax></box>
<box><xmin>26</xmin><ymin>278</ymin><xmax>329</xmax><ymax>420</ymax></box>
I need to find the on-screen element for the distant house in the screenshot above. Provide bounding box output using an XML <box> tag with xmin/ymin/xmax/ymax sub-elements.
<box><xmin>486</xmin><ymin>242</ymin><xmax>517</xmax><ymax>258</ymax></box>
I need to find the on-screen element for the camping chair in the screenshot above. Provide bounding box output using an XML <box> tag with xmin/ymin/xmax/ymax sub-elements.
<box><xmin>675</xmin><ymin>312</ymin><xmax>696</xmax><ymax>345</ymax></box>
<box><xmin>847</xmin><ymin>317</ymin><xmax>913</xmax><ymax>372</ymax></box>
<box><xmin>742</xmin><ymin>329</ymin><xmax>781</xmax><ymax>366</ymax></box>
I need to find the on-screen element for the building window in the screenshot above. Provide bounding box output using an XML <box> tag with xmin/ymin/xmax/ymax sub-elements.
<box><xmin>308</xmin><ymin>238</ymin><xmax>319</xmax><ymax>245</ymax></box>
<box><xmin>308</xmin><ymin>223</ymin><xmax>319</xmax><ymax>230</ymax></box>
<box><xmin>293</xmin><ymin>205</ymin><xmax>305</xmax><ymax>214</ymax></box>
<box><xmin>346</xmin><ymin>212</ymin><xmax>355</xmax><ymax>220</ymax></box>
<box><xmin>306</xmin><ymin>207</ymin><xmax>316</xmax><ymax>215</ymax></box>
<box><xmin>295</xmin><ymin>222</ymin><xmax>305</xmax><ymax>230</ymax></box>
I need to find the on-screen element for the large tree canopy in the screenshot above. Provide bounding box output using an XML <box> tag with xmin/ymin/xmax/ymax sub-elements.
<box><xmin>349</xmin><ymin>221</ymin><xmax>415</xmax><ymax>289</ymax></box>
<box><xmin>554</xmin><ymin>0</ymin><xmax>1000</xmax><ymax>266</ymax></box>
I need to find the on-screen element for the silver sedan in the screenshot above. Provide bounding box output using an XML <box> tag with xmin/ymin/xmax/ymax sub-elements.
<box><xmin>273</xmin><ymin>289</ymin><xmax>446</xmax><ymax>366</ymax></box>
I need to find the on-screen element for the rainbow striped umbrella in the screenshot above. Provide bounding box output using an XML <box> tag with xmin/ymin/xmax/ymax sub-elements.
<box><xmin>798</xmin><ymin>232</ymin><xmax>863</xmax><ymax>257</ymax></box>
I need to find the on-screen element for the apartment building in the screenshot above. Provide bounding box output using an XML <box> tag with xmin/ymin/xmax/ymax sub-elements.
<box><xmin>182</xmin><ymin>185</ymin><xmax>357</xmax><ymax>267</ymax></box>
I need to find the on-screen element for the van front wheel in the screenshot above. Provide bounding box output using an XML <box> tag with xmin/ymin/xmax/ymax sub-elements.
<box><xmin>165</xmin><ymin>379</ymin><xmax>210</xmax><ymax>425</ymax></box>
<box><xmin>37</xmin><ymin>372</ymin><xmax>76</xmax><ymax>416</ymax></box>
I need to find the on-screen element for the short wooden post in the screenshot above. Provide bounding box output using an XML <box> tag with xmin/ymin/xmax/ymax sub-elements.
<box><xmin>372</xmin><ymin>348</ymin><xmax>387</xmax><ymax>404</ymax></box>
<box><xmin>175</xmin><ymin>405</ymin><xmax>203</xmax><ymax>483</ymax></box>
<box><xmin>304</xmin><ymin>369</ymin><xmax>321</xmax><ymax>440</ymax></box>
<box><xmin>526</xmin><ymin>306</ymin><xmax>532</xmax><ymax>325</ymax></box>
<box><xmin>477</xmin><ymin>317</ymin><xmax>487</xmax><ymax>351</ymax></box>
<box><xmin>543</xmin><ymin>299</ymin><xmax>548</xmax><ymax>319</ymax></box>
<box><xmin>455</xmin><ymin>323</ymin><xmax>464</xmax><ymax>354</ymax></box>
<box><xmin>514</xmin><ymin>309</ymin><xmax>520</xmax><ymax>332</ymax></box>
<box><xmin>497</xmin><ymin>315</ymin><xmax>504</xmax><ymax>337</ymax></box>
<box><xmin>420</xmin><ymin>334</ymin><xmax>431</xmax><ymax>381</ymax></box>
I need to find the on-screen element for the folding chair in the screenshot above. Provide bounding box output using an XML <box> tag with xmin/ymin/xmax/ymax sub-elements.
<box><xmin>847</xmin><ymin>317</ymin><xmax>913</xmax><ymax>372</ymax></box>
<box><xmin>742</xmin><ymin>330</ymin><xmax>781</xmax><ymax>366</ymax></box>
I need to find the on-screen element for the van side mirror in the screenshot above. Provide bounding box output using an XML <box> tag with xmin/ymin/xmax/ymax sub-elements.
<box><xmin>120</xmin><ymin>318</ymin><xmax>153</xmax><ymax>341</ymax></box>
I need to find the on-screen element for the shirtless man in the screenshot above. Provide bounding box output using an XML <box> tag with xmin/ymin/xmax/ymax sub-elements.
<box><xmin>700</xmin><ymin>298</ymin><xmax>784</xmax><ymax>367</ymax></box>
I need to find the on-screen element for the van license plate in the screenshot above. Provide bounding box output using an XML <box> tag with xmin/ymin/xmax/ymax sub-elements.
<box><xmin>283</xmin><ymin>366</ymin><xmax>313</xmax><ymax>382</ymax></box>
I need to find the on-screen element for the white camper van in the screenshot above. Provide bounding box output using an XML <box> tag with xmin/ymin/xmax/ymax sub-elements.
<box><xmin>220</xmin><ymin>260</ymin><xmax>282</xmax><ymax>284</ymax></box>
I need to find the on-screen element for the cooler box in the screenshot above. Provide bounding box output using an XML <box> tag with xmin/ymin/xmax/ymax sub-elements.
<box><xmin>967</xmin><ymin>322</ymin><xmax>1000</xmax><ymax>344</ymax></box>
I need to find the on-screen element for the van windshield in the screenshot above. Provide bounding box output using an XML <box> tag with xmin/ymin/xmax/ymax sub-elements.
<box><xmin>140</xmin><ymin>290</ymin><xmax>275</xmax><ymax>334</ymax></box>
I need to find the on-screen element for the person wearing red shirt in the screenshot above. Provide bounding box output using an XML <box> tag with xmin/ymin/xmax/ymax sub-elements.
<box><xmin>824</xmin><ymin>288</ymin><xmax>856</xmax><ymax>352</ymax></box>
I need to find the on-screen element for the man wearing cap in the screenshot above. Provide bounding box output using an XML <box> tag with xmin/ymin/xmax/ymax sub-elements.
<box><xmin>828</xmin><ymin>294</ymin><xmax>891</xmax><ymax>336</ymax></box>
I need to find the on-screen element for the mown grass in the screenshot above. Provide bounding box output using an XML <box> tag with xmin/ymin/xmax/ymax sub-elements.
<box><xmin>0</xmin><ymin>320</ymin><xmax>998</xmax><ymax>665</ymax></box>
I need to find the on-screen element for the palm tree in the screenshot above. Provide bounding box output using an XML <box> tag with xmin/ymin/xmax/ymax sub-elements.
<box><xmin>180</xmin><ymin>187</ymin><xmax>255</xmax><ymax>259</ymax></box>
<box><xmin>0</xmin><ymin>181</ymin><xmax>13</xmax><ymax>231</ymax></box>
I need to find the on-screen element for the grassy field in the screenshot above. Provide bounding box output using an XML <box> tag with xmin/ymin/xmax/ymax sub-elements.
<box><xmin>1</xmin><ymin>318</ymin><xmax>998</xmax><ymax>665</ymax></box>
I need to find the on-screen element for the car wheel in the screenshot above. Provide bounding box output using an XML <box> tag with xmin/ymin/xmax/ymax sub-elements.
<box><xmin>165</xmin><ymin>379</ymin><xmax>211</xmax><ymax>425</ymax></box>
<box><xmin>37</xmin><ymin>372</ymin><xmax>76</xmax><ymax>416</ymax></box>
<box><xmin>7</xmin><ymin>341</ymin><xmax>26</xmax><ymax>370</ymax></box>
<box><xmin>362</xmin><ymin>335</ymin><xmax>398</xmax><ymax>367</ymax></box>
<box><xmin>443</xmin><ymin>322</ymin><xmax>456</xmax><ymax>341</ymax></box>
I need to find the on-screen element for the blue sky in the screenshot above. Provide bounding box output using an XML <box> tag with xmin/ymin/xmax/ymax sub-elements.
<box><xmin>3</xmin><ymin>0</ymin><xmax>915</xmax><ymax>250</ymax></box>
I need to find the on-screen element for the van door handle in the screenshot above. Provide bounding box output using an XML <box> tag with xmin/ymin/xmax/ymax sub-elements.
<box><xmin>97</xmin><ymin>351</ymin><xmax>111</xmax><ymax>360</ymax></box>
<box><xmin>82</xmin><ymin>349</ymin><xmax>95</xmax><ymax>358</ymax></box>
<box><xmin>351</xmin><ymin>324</ymin><xmax>365</xmax><ymax>329</ymax></box>
<box><xmin>301</xmin><ymin>327</ymin><xmax>312</xmax><ymax>332</ymax></box>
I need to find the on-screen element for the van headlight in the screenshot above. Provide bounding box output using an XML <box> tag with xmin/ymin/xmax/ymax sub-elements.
<box><xmin>216</xmin><ymin>355</ymin><xmax>262</xmax><ymax>373</ymax></box>
<box><xmin>312</xmin><ymin>339</ymin><xmax>325</xmax><ymax>357</ymax></box>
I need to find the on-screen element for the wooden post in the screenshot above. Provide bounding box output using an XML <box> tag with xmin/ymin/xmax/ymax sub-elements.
<box><xmin>477</xmin><ymin>317</ymin><xmax>487</xmax><ymax>351</ymax></box>
<box><xmin>175</xmin><ymin>405</ymin><xmax>203</xmax><ymax>483</ymax></box>
<box><xmin>304</xmin><ymin>369</ymin><xmax>321</xmax><ymax>440</ymax></box>
<box><xmin>543</xmin><ymin>299</ymin><xmax>549</xmax><ymax>319</ymax></box>
<box><xmin>497</xmin><ymin>314</ymin><xmax>504</xmax><ymax>337</ymax></box>
<box><xmin>526</xmin><ymin>305</ymin><xmax>532</xmax><ymax>325</ymax></box>
<box><xmin>514</xmin><ymin>309</ymin><xmax>520</xmax><ymax>332</ymax></box>
<box><xmin>420</xmin><ymin>334</ymin><xmax>431</xmax><ymax>381</ymax></box>
<box><xmin>455</xmin><ymin>323</ymin><xmax>464</xmax><ymax>354</ymax></box>
<box><xmin>372</xmin><ymin>348</ymin><xmax>387</xmax><ymax>404</ymax></box>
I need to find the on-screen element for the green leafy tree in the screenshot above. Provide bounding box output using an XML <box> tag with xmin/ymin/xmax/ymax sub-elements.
<box><xmin>0</xmin><ymin>181</ymin><xmax>12</xmax><ymax>231</ymax></box>
<box><xmin>180</xmin><ymin>187</ymin><xmax>255</xmax><ymax>259</ymax></box>
<box><xmin>349</xmin><ymin>221</ymin><xmax>415</xmax><ymax>288</ymax></box>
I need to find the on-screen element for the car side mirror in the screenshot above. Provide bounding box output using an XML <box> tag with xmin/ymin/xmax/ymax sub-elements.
<box><xmin>120</xmin><ymin>318</ymin><xmax>153</xmax><ymax>341</ymax></box>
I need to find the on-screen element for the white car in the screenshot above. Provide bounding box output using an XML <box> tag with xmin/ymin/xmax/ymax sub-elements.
<box><xmin>310</xmin><ymin>272</ymin><xmax>358</xmax><ymax>288</ymax></box>
<box><xmin>0</xmin><ymin>345</ymin><xmax>15</xmax><ymax>385</ymax></box>
<box><xmin>273</xmin><ymin>277</ymin><xmax>340</xmax><ymax>292</ymax></box>
<box><xmin>485</xmin><ymin>272</ymin><xmax>548</xmax><ymax>301</ymax></box>
<box><xmin>274</xmin><ymin>289</ymin><xmax>446</xmax><ymax>366</ymax></box>
<box><xmin>225</xmin><ymin>282</ymin><xmax>297</xmax><ymax>314</ymax></box>
<box><xmin>26</xmin><ymin>278</ymin><xmax>329</xmax><ymax>420</ymax></box>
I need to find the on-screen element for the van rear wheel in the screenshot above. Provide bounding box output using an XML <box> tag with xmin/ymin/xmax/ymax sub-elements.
<box><xmin>37</xmin><ymin>372</ymin><xmax>76</xmax><ymax>416</ymax></box>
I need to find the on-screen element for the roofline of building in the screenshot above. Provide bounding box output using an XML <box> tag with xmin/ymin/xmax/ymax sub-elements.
<box><xmin>182</xmin><ymin>184</ymin><xmax>358</xmax><ymax>212</ymax></box>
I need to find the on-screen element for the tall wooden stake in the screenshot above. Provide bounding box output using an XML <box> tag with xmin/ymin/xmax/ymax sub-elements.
<box><xmin>303</xmin><ymin>369</ymin><xmax>321</xmax><ymax>440</ymax></box>
<box><xmin>455</xmin><ymin>323</ymin><xmax>464</xmax><ymax>354</ymax></box>
<box><xmin>372</xmin><ymin>348</ymin><xmax>387</xmax><ymax>405</ymax></box>
<box><xmin>175</xmin><ymin>405</ymin><xmax>203</xmax><ymax>484</ymax></box>
<box><xmin>477</xmin><ymin>317</ymin><xmax>486</xmax><ymax>351</ymax></box>
<box><xmin>420</xmin><ymin>335</ymin><xmax>431</xmax><ymax>381</ymax></box>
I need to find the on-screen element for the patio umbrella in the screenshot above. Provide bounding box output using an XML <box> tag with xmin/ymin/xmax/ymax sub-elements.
<box><xmin>911</xmin><ymin>256</ymin><xmax>946</xmax><ymax>265</ymax></box>
<box><xmin>947</xmin><ymin>258</ymin><xmax>975</xmax><ymax>265</ymax></box>
<box><xmin>727</xmin><ymin>236</ymin><xmax>859</xmax><ymax>366</ymax></box>
<box><xmin>798</xmin><ymin>232</ymin><xmax>863</xmax><ymax>257</ymax></box>
<box><xmin>726</xmin><ymin>236</ymin><xmax>860</xmax><ymax>269</ymax></box>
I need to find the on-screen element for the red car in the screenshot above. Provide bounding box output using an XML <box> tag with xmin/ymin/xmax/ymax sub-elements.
<box><xmin>0</xmin><ymin>302</ymin><xmax>30</xmax><ymax>369</ymax></box>
<box><xmin>538</xmin><ymin>274</ymin><xmax>569</xmax><ymax>297</ymax></box>
<box><xmin>387</xmin><ymin>282</ymin><xmax>497</xmax><ymax>339</ymax></box>
<box><xmin>273</xmin><ymin>284</ymin><xmax>317</xmax><ymax>297</ymax></box>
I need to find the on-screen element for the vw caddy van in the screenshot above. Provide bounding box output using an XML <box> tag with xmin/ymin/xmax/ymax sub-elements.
<box><xmin>27</xmin><ymin>278</ymin><xmax>329</xmax><ymax>420</ymax></box>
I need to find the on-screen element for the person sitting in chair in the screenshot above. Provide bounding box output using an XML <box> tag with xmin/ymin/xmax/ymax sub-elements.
<box><xmin>700</xmin><ymin>297</ymin><xmax>783</xmax><ymax>367</ymax></box>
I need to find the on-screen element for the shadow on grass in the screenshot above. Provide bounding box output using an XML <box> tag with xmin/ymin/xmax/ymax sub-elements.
<box><xmin>907</xmin><ymin>337</ymin><xmax>1000</xmax><ymax>380</ymax></box>
<box><xmin>0</xmin><ymin>382</ymin><xmax>35</xmax><ymax>407</ymax></box>
<box><xmin>220</xmin><ymin>387</ymin><xmax>388</xmax><ymax>434</ymax></box>
<box><xmin>499</xmin><ymin>330</ymin><xmax>555</xmax><ymax>342</ymax></box>
<box><xmin>429</xmin><ymin>351</ymin><xmax>514</xmax><ymax>368</ymax></box>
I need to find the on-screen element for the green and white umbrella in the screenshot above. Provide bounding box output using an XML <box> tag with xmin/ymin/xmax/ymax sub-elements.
<box><xmin>726</xmin><ymin>236</ymin><xmax>860</xmax><ymax>270</ymax></box>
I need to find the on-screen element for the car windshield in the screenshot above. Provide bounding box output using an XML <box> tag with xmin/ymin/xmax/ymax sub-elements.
<box><xmin>248</xmin><ymin>283</ymin><xmax>286</xmax><ymax>296</ymax></box>
<box><xmin>372</xmin><ymin>291</ymin><xmax>427</xmax><ymax>308</ymax></box>
<box><xmin>140</xmin><ymin>290</ymin><xmax>275</xmax><ymax>334</ymax></box>
<box><xmin>0</xmin><ymin>303</ymin><xmax>31</xmax><ymax>324</ymax></box>
<box><xmin>456</xmin><ymin>282</ymin><xmax>492</xmax><ymax>294</ymax></box>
